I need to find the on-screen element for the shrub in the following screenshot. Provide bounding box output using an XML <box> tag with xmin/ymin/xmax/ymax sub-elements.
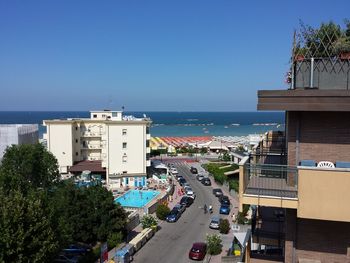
<box><xmin>156</xmin><ymin>203</ymin><xmax>170</xmax><ymax>220</ymax></box>
<box><xmin>219</xmin><ymin>219</ymin><xmax>230</xmax><ymax>234</ymax></box>
<box><xmin>228</xmin><ymin>179</ymin><xmax>239</xmax><ymax>192</ymax></box>
<box><xmin>140</xmin><ymin>215</ymin><xmax>157</xmax><ymax>229</ymax></box>
<box><xmin>107</xmin><ymin>231</ymin><xmax>123</xmax><ymax>248</ymax></box>
<box><xmin>206</xmin><ymin>234</ymin><xmax>222</xmax><ymax>255</ymax></box>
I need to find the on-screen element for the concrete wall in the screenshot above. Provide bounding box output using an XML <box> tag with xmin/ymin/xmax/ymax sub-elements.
<box><xmin>287</xmin><ymin>111</ymin><xmax>350</xmax><ymax>166</ymax></box>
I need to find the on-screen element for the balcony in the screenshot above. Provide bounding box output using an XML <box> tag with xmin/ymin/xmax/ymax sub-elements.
<box><xmin>81</xmin><ymin>143</ymin><xmax>104</xmax><ymax>150</ymax></box>
<box><xmin>81</xmin><ymin>131</ymin><xmax>104</xmax><ymax>137</ymax></box>
<box><xmin>239</xmin><ymin>160</ymin><xmax>298</xmax><ymax>210</ymax></box>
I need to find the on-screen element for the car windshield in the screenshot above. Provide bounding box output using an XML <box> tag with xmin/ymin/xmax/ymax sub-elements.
<box><xmin>191</xmin><ymin>248</ymin><xmax>200</xmax><ymax>253</ymax></box>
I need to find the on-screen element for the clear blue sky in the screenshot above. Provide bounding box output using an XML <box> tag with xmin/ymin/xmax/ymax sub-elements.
<box><xmin>0</xmin><ymin>1</ymin><xmax>349</xmax><ymax>111</ymax></box>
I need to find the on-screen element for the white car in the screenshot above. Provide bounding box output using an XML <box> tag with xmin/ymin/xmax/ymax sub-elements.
<box><xmin>170</xmin><ymin>168</ymin><xmax>178</xmax><ymax>175</ymax></box>
<box><xmin>186</xmin><ymin>190</ymin><xmax>196</xmax><ymax>199</ymax></box>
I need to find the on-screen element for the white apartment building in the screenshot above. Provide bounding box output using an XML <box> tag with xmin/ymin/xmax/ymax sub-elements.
<box><xmin>0</xmin><ymin>124</ymin><xmax>39</xmax><ymax>160</ymax></box>
<box><xmin>43</xmin><ymin>110</ymin><xmax>151</xmax><ymax>189</ymax></box>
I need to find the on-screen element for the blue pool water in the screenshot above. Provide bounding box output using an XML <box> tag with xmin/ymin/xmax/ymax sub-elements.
<box><xmin>115</xmin><ymin>190</ymin><xmax>160</xmax><ymax>208</ymax></box>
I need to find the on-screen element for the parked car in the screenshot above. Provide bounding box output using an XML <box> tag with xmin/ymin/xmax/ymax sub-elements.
<box><xmin>196</xmin><ymin>174</ymin><xmax>204</xmax><ymax>181</ymax></box>
<box><xmin>219</xmin><ymin>195</ymin><xmax>230</xmax><ymax>205</ymax></box>
<box><xmin>178</xmin><ymin>178</ymin><xmax>187</xmax><ymax>186</ymax></box>
<box><xmin>185</xmin><ymin>189</ymin><xmax>196</xmax><ymax>199</ymax></box>
<box><xmin>209</xmin><ymin>215</ymin><xmax>222</xmax><ymax>229</ymax></box>
<box><xmin>180</xmin><ymin>196</ymin><xmax>194</xmax><ymax>207</ymax></box>
<box><xmin>201</xmin><ymin>177</ymin><xmax>211</xmax><ymax>186</ymax></box>
<box><xmin>219</xmin><ymin>204</ymin><xmax>230</xmax><ymax>215</ymax></box>
<box><xmin>173</xmin><ymin>203</ymin><xmax>186</xmax><ymax>214</ymax></box>
<box><xmin>189</xmin><ymin>242</ymin><xmax>207</xmax><ymax>260</ymax></box>
<box><xmin>212</xmin><ymin>188</ymin><xmax>223</xmax><ymax>197</ymax></box>
<box><xmin>190</xmin><ymin>166</ymin><xmax>198</xmax><ymax>174</ymax></box>
<box><xmin>176</xmin><ymin>175</ymin><xmax>184</xmax><ymax>181</ymax></box>
<box><xmin>183</xmin><ymin>183</ymin><xmax>191</xmax><ymax>189</ymax></box>
<box><xmin>170</xmin><ymin>167</ymin><xmax>178</xmax><ymax>175</ymax></box>
<box><xmin>166</xmin><ymin>209</ymin><xmax>181</xmax><ymax>222</ymax></box>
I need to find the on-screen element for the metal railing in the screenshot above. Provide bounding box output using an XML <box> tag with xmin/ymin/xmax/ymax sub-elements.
<box><xmin>243</xmin><ymin>163</ymin><xmax>298</xmax><ymax>198</ymax></box>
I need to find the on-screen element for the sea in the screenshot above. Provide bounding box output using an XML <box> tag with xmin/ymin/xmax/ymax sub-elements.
<box><xmin>0</xmin><ymin>111</ymin><xmax>284</xmax><ymax>138</ymax></box>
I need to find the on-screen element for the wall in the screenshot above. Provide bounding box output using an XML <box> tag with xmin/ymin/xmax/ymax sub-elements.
<box><xmin>295</xmin><ymin>218</ymin><xmax>350</xmax><ymax>263</ymax></box>
<box><xmin>287</xmin><ymin>111</ymin><xmax>350</xmax><ymax>166</ymax></box>
<box><xmin>47</xmin><ymin>123</ymin><xmax>74</xmax><ymax>173</ymax></box>
<box><xmin>298</xmin><ymin>168</ymin><xmax>350</xmax><ymax>222</ymax></box>
<box><xmin>108</xmin><ymin>124</ymin><xmax>146</xmax><ymax>175</ymax></box>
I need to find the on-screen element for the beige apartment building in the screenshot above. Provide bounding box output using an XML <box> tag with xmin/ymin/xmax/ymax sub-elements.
<box><xmin>43</xmin><ymin>110</ymin><xmax>151</xmax><ymax>189</ymax></box>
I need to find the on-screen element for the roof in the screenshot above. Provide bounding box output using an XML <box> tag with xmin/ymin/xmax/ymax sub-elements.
<box><xmin>69</xmin><ymin>160</ymin><xmax>106</xmax><ymax>173</ymax></box>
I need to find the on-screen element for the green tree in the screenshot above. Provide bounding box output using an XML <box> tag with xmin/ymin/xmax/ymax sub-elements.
<box><xmin>156</xmin><ymin>203</ymin><xmax>170</xmax><ymax>220</ymax></box>
<box><xmin>0</xmin><ymin>188</ymin><xmax>59</xmax><ymax>262</ymax></box>
<box><xmin>206</xmin><ymin>234</ymin><xmax>222</xmax><ymax>255</ymax></box>
<box><xmin>0</xmin><ymin>143</ymin><xmax>59</xmax><ymax>193</ymax></box>
<box><xmin>219</xmin><ymin>219</ymin><xmax>230</xmax><ymax>234</ymax></box>
<box><xmin>140</xmin><ymin>215</ymin><xmax>158</xmax><ymax>229</ymax></box>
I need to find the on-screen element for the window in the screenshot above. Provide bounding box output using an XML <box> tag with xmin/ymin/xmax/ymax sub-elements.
<box><xmin>122</xmin><ymin>171</ymin><xmax>127</xmax><ymax>174</ymax></box>
<box><xmin>122</xmin><ymin>129</ymin><xmax>127</xmax><ymax>135</ymax></box>
<box><xmin>122</xmin><ymin>142</ymin><xmax>127</xmax><ymax>149</ymax></box>
<box><xmin>112</xmin><ymin>112</ymin><xmax>117</xmax><ymax>117</ymax></box>
<box><xmin>75</xmin><ymin>152</ymin><xmax>78</xmax><ymax>156</ymax></box>
<box><xmin>122</xmin><ymin>155</ymin><xmax>127</xmax><ymax>163</ymax></box>
<box><xmin>93</xmin><ymin>114</ymin><xmax>97</xmax><ymax>118</ymax></box>
<box><xmin>75</xmin><ymin>126</ymin><xmax>78</xmax><ymax>130</ymax></box>
<box><xmin>75</xmin><ymin>139</ymin><xmax>78</xmax><ymax>143</ymax></box>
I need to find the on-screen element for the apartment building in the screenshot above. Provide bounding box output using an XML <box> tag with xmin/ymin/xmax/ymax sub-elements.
<box><xmin>0</xmin><ymin>124</ymin><xmax>39</xmax><ymax>159</ymax></box>
<box><xmin>43</xmin><ymin>110</ymin><xmax>151</xmax><ymax>189</ymax></box>
<box><xmin>239</xmin><ymin>28</ymin><xmax>350</xmax><ymax>262</ymax></box>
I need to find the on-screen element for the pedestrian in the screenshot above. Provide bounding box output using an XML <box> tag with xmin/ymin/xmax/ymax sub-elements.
<box><xmin>204</xmin><ymin>204</ymin><xmax>207</xmax><ymax>214</ymax></box>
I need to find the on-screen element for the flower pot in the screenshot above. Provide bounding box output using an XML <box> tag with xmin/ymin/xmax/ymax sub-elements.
<box><xmin>294</xmin><ymin>54</ymin><xmax>305</xmax><ymax>62</ymax></box>
<box><xmin>340</xmin><ymin>52</ymin><xmax>350</xmax><ymax>60</ymax></box>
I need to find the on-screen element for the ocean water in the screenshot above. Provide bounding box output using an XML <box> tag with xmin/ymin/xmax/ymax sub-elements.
<box><xmin>0</xmin><ymin>111</ymin><xmax>284</xmax><ymax>138</ymax></box>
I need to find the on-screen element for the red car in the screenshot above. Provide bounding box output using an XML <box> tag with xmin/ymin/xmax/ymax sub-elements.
<box><xmin>189</xmin><ymin>242</ymin><xmax>207</xmax><ymax>261</ymax></box>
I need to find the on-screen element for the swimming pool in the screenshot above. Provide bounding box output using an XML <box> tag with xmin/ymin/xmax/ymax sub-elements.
<box><xmin>115</xmin><ymin>190</ymin><xmax>160</xmax><ymax>208</ymax></box>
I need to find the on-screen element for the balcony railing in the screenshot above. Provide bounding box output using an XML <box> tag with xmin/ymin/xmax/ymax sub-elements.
<box><xmin>81</xmin><ymin>143</ymin><xmax>104</xmax><ymax>149</ymax></box>
<box><xmin>243</xmin><ymin>163</ymin><xmax>298</xmax><ymax>199</ymax></box>
<box><xmin>80</xmin><ymin>131</ymin><xmax>104</xmax><ymax>137</ymax></box>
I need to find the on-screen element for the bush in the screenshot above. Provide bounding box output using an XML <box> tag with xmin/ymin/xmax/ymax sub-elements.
<box><xmin>206</xmin><ymin>234</ymin><xmax>222</xmax><ymax>255</ymax></box>
<box><xmin>219</xmin><ymin>219</ymin><xmax>230</xmax><ymax>234</ymax></box>
<box><xmin>228</xmin><ymin>179</ymin><xmax>239</xmax><ymax>192</ymax></box>
<box><xmin>140</xmin><ymin>215</ymin><xmax>157</xmax><ymax>229</ymax></box>
<box><xmin>156</xmin><ymin>203</ymin><xmax>170</xmax><ymax>220</ymax></box>
<box><xmin>107</xmin><ymin>232</ymin><xmax>123</xmax><ymax>248</ymax></box>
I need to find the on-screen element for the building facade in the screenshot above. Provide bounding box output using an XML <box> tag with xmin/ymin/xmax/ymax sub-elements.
<box><xmin>0</xmin><ymin>124</ymin><xmax>39</xmax><ymax>160</ymax></box>
<box><xmin>239</xmin><ymin>33</ymin><xmax>350</xmax><ymax>262</ymax></box>
<box><xmin>44</xmin><ymin>110</ymin><xmax>151</xmax><ymax>189</ymax></box>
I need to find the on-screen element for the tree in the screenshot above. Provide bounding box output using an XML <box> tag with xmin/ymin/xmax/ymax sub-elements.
<box><xmin>0</xmin><ymin>143</ymin><xmax>59</xmax><ymax>193</ymax></box>
<box><xmin>156</xmin><ymin>203</ymin><xmax>170</xmax><ymax>220</ymax></box>
<box><xmin>206</xmin><ymin>234</ymin><xmax>222</xmax><ymax>255</ymax></box>
<box><xmin>219</xmin><ymin>219</ymin><xmax>230</xmax><ymax>234</ymax></box>
<box><xmin>140</xmin><ymin>215</ymin><xmax>158</xmax><ymax>229</ymax></box>
<box><xmin>0</xmin><ymin>188</ymin><xmax>59</xmax><ymax>262</ymax></box>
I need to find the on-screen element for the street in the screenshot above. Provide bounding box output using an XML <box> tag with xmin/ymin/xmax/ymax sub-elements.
<box><xmin>133</xmin><ymin>161</ymin><xmax>226</xmax><ymax>263</ymax></box>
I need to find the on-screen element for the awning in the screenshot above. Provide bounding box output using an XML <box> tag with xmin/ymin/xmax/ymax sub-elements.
<box><xmin>69</xmin><ymin>160</ymin><xmax>106</xmax><ymax>173</ymax></box>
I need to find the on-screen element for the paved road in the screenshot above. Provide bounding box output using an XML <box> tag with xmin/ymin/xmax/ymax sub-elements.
<box><xmin>133</xmin><ymin>162</ymin><xmax>224</xmax><ymax>263</ymax></box>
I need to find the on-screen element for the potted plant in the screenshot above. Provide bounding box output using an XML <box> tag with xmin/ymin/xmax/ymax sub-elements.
<box><xmin>334</xmin><ymin>37</ymin><xmax>350</xmax><ymax>59</ymax></box>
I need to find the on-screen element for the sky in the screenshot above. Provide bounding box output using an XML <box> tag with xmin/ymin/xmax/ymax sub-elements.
<box><xmin>0</xmin><ymin>1</ymin><xmax>349</xmax><ymax>111</ymax></box>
